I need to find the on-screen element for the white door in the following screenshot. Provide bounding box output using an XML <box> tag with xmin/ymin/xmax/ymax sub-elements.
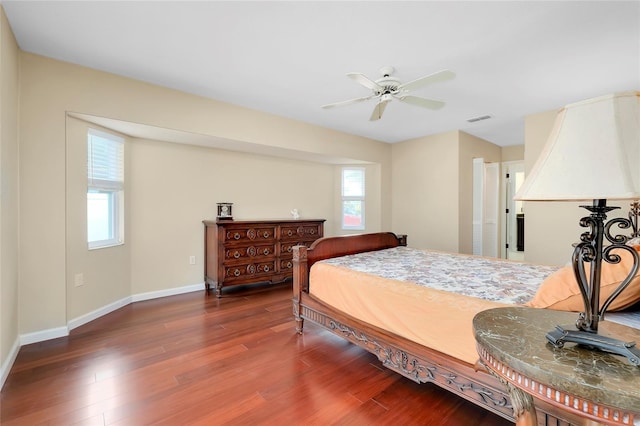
<box><xmin>472</xmin><ymin>159</ymin><xmax>499</xmax><ymax>257</ymax></box>
<box><xmin>472</xmin><ymin>158</ymin><xmax>484</xmax><ymax>255</ymax></box>
<box><xmin>483</xmin><ymin>162</ymin><xmax>500</xmax><ymax>258</ymax></box>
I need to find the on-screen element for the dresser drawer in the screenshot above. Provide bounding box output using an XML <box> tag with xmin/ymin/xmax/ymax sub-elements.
<box><xmin>224</xmin><ymin>244</ymin><xmax>276</xmax><ymax>261</ymax></box>
<box><xmin>223</xmin><ymin>260</ymin><xmax>277</xmax><ymax>281</ymax></box>
<box><xmin>279</xmin><ymin>258</ymin><xmax>295</xmax><ymax>272</ymax></box>
<box><xmin>223</xmin><ymin>226</ymin><xmax>277</xmax><ymax>243</ymax></box>
<box><xmin>280</xmin><ymin>240</ymin><xmax>315</xmax><ymax>257</ymax></box>
<box><xmin>280</xmin><ymin>223</ymin><xmax>321</xmax><ymax>241</ymax></box>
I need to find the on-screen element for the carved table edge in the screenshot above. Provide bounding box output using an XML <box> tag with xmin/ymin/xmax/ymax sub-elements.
<box><xmin>476</xmin><ymin>344</ymin><xmax>638</xmax><ymax>426</ymax></box>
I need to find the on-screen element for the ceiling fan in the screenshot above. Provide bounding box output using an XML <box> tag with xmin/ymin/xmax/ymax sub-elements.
<box><xmin>322</xmin><ymin>66</ymin><xmax>455</xmax><ymax>121</ymax></box>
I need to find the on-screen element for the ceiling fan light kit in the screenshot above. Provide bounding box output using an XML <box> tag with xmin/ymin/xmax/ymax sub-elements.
<box><xmin>322</xmin><ymin>66</ymin><xmax>455</xmax><ymax>121</ymax></box>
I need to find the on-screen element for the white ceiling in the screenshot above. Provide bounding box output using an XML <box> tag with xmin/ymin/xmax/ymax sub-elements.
<box><xmin>3</xmin><ymin>1</ymin><xmax>639</xmax><ymax>147</ymax></box>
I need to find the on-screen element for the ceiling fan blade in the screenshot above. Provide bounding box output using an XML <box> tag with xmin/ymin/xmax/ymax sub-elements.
<box><xmin>398</xmin><ymin>69</ymin><xmax>456</xmax><ymax>92</ymax></box>
<box><xmin>398</xmin><ymin>95</ymin><xmax>446</xmax><ymax>110</ymax></box>
<box><xmin>321</xmin><ymin>95</ymin><xmax>375</xmax><ymax>109</ymax></box>
<box><xmin>347</xmin><ymin>72</ymin><xmax>383</xmax><ymax>91</ymax></box>
<box><xmin>369</xmin><ymin>100</ymin><xmax>389</xmax><ymax>121</ymax></box>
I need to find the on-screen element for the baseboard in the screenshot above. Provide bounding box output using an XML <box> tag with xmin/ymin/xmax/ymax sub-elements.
<box><xmin>0</xmin><ymin>338</ymin><xmax>20</xmax><ymax>390</ymax></box>
<box><xmin>20</xmin><ymin>325</ymin><xmax>69</xmax><ymax>346</ymax></box>
<box><xmin>66</xmin><ymin>296</ymin><xmax>132</xmax><ymax>332</ymax></box>
<box><xmin>131</xmin><ymin>282</ymin><xmax>204</xmax><ymax>303</ymax></box>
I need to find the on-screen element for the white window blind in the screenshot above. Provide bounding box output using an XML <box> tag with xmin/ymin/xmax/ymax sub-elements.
<box><xmin>342</xmin><ymin>168</ymin><xmax>364</xmax><ymax>197</ymax></box>
<box><xmin>87</xmin><ymin>129</ymin><xmax>124</xmax><ymax>249</ymax></box>
<box><xmin>88</xmin><ymin>130</ymin><xmax>124</xmax><ymax>190</ymax></box>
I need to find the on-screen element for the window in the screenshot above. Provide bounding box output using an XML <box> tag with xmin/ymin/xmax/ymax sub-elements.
<box><xmin>87</xmin><ymin>129</ymin><xmax>124</xmax><ymax>249</ymax></box>
<box><xmin>342</xmin><ymin>167</ymin><xmax>365</xmax><ymax>230</ymax></box>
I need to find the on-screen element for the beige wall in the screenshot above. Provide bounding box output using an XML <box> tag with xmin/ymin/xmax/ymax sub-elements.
<box><xmin>391</xmin><ymin>131</ymin><xmax>459</xmax><ymax>250</ymax></box>
<box><xmin>0</xmin><ymin>7</ymin><xmax>19</xmax><ymax>380</ymax></box>
<box><xmin>391</xmin><ymin>130</ymin><xmax>501</xmax><ymax>252</ymax></box>
<box><xmin>129</xmin><ymin>137</ymin><xmax>336</xmax><ymax>295</ymax></box>
<box><xmin>362</xmin><ymin>163</ymin><xmax>383</xmax><ymax>233</ymax></box>
<box><xmin>501</xmin><ymin>144</ymin><xmax>524</xmax><ymax>162</ymax></box>
<box><xmin>18</xmin><ymin>52</ymin><xmax>392</xmax><ymax>338</ymax></box>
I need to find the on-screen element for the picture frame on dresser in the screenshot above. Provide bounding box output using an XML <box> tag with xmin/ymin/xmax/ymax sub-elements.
<box><xmin>203</xmin><ymin>219</ymin><xmax>325</xmax><ymax>297</ymax></box>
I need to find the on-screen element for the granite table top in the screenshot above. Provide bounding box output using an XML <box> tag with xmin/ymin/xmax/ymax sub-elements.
<box><xmin>474</xmin><ymin>306</ymin><xmax>640</xmax><ymax>413</ymax></box>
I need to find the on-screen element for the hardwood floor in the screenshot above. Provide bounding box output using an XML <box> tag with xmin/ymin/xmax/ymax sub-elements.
<box><xmin>1</xmin><ymin>284</ymin><xmax>513</xmax><ymax>425</ymax></box>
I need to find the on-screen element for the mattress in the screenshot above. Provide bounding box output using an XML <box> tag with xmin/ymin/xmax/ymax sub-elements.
<box><xmin>309</xmin><ymin>247</ymin><xmax>559</xmax><ymax>365</ymax></box>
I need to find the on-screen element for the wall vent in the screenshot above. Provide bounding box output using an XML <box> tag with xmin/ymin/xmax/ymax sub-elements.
<box><xmin>467</xmin><ymin>115</ymin><xmax>492</xmax><ymax>123</ymax></box>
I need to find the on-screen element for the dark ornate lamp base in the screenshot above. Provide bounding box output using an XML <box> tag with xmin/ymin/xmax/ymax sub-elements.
<box><xmin>546</xmin><ymin>325</ymin><xmax>640</xmax><ymax>365</ymax></box>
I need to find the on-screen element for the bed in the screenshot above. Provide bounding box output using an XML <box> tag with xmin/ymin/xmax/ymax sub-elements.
<box><xmin>292</xmin><ymin>232</ymin><xmax>640</xmax><ymax>424</ymax></box>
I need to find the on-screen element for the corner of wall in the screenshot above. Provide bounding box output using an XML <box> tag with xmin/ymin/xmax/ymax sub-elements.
<box><xmin>501</xmin><ymin>144</ymin><xmax>525</xmax><ymax>162</ymax></box>
<box><xmin>0</xmin><ymin>2</ymin><xmax>21</xmax><ymax>393</ymax></box>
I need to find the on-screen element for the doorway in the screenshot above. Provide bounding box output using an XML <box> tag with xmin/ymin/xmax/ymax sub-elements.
<box><xmin>502</xmin><ymin>161</ymin><xmax>525</xmax><ymax>261</ymax></box>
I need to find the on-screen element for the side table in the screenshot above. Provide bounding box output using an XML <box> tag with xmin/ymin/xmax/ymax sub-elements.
<box><xmin>474</xmin><ymin>306</ymin><xmax>640</xmax><ymax>426</ymax></box>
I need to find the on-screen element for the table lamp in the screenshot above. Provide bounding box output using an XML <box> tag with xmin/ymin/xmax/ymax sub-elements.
<box><xmin>515</xmin><ymin>91</ymin><xmax>640</xmax><ymax>364</ymax></box>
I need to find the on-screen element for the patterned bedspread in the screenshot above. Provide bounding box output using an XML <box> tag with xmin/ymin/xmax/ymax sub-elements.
<box><xmin>319</xmin><ymin>246</ymin><xmax>560</xmax><ymax>305</ymax></box>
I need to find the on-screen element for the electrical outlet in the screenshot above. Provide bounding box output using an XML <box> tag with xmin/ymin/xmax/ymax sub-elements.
<box><xmin>189</xmin><ymin>255</ymin><xmax>196</xmax><ymax>265</ymax></box>
<box><xmin>74</xmin><ymin>273</ymin><xmax>84</xmax><ymax>287</ymax></box>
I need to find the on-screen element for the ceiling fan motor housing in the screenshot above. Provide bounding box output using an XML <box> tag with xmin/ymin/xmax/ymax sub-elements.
<box><xmin>375</xmin><ymin>66</ymin><xmax>400</xmax><ymax>95</ymax></box>
<box><xmin>374</xmin><ymin>76</ymin><xmax>401</xmax><ymax>95</ymax></box>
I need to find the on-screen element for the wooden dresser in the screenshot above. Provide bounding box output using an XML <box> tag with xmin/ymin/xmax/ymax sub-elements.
<box><xmin>203</xmin><ymin>219</ymin><xmax>325</xmax><ymax>296</ymax></box>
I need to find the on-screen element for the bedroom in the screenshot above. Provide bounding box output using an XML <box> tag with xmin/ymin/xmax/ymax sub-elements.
<box><xmin>1</xmin><ymin>1</ymin><xmax>639</xmax><ymax>423</ymax></box>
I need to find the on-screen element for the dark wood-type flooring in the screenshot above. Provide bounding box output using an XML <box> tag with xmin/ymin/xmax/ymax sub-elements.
<box><xmin>1</xmin><ymin>283</ymin><xmax>513</xmax><ymax>425</ymax></box>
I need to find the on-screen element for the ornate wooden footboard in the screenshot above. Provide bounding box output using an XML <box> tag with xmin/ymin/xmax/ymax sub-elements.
<box><xmin>292</xmin><ymin>232</ymin><xmax>581</xmax><ymax>425</ymax></box>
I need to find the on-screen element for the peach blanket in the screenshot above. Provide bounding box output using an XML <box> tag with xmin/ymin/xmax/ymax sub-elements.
<box><xmin>310</xmin><ymin>262</ymin><xmax>514</xmax><ymax>365</ymax></box>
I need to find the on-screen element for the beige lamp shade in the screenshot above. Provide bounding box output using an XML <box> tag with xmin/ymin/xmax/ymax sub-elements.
<box><xmin>515</xmin><ymin>91</ymin><xmax>640</xmax><ymax>201</ymax></box>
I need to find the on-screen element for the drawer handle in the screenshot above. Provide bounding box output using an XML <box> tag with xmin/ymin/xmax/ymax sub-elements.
<box><xmin>234</xmin><ymin>233</ymin><xmax>241</xmax><ymax>240</ymax></box>
<box><xmin>287</xmin><ymin>246</ymin><xmax>292</xmax><ymax>252</ymax></box>
<box><xmin>310</xmin><ymin>229</ymin><xmax>315</xmax><ymax>235</ymax></box>
<box><xmin>286</xmin><ymin>261</ymin><xmax>292</xmax><ymax>268</ymax></box>
<box><xmin>263</xmin><ymin>231</ymin><xmax>270</xmax><ymax>238</ymax></box>
<box><xmin>233</xmin><ymin>269</ymin><xmax>240</xmax><ymax>277</ymax></box>
<box><xmin>263</xmin><ymin>248</ymin><xmax>270</xmax><ymax>255</ymax></box>
<box><xmin>233</xmin><ymin>251</ymin><xmax>240</xmax><ymax>258</ymax></box>
<box><xmin>263</xmin><ymin>265</ymin><xmax>270</xmax><ymax>272</ymax></box>
<box><xmin>287</xmin><ymin>230</ymin><xmax>293</xmax><ymax>236</ymax></box>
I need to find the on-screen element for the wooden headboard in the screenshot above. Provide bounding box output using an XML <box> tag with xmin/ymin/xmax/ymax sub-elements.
<box><xmin>305</xmin><ymin>232</ymin><xmax>407</xmax><ymax>269</ymax></box>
